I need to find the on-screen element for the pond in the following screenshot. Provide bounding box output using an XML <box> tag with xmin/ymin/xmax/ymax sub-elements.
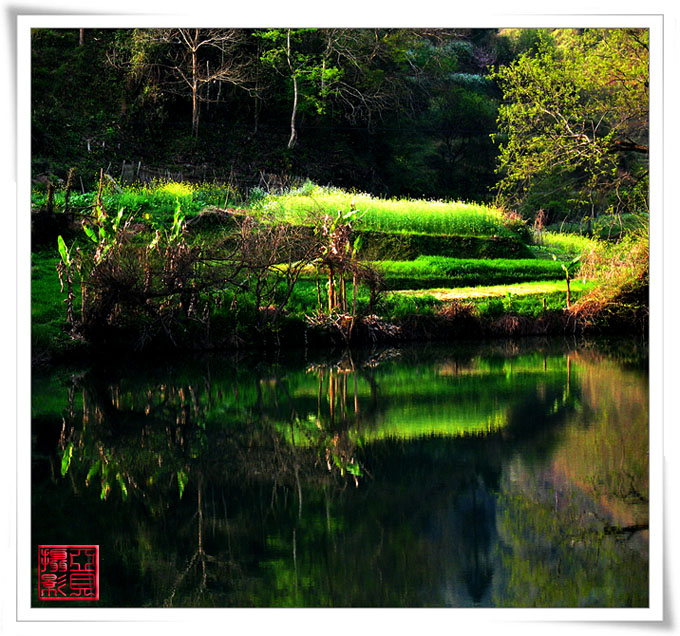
<box><xmin>31</xmin><ymin>337</ymin><xmax>649</xmax><ymax>608</ymax></box>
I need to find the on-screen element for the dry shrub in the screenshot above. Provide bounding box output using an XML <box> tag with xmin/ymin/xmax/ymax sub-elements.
<box><xmin>437</xmin><ymin>300</ymin><xmax>477</xmax><ymax>320</ymax></box>
<box><xmin>430</xmin><ymin>301</ymin><xmax>482</xmax><ymax>339</ymax></box>
<box><xmin>490</xmin><ymin>314</ymin><xmax>535</xmax><ymax>337</ymax></box>
<box><xmin>77</xmin><ymin>228</ymin><xmax>208</xmax><ymax>344</ymax></box>
<box><xmin>569</xmin><ymin>219</ymin><xmax>649</xmax><ymax>331</ymax></box>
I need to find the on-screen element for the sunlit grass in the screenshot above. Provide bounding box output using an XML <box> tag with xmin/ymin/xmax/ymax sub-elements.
<box><xmin>373</xmin><ymin>256</ymin><xmax>564</xmax><ymax>286</ymax></box>
<box><xmin>397</xmin><ymin>279</ymin><xmax>594</xmax><ymax>301</ymax></box>
<box><xmin>153</xmin><ymin>181</ymin><xmax>197</xmax><ymax>197</ymax></box>
<box><xmin>31</xmin><ymin>179</ymin><xmax>237</xmax><ymax>220</ymax></box>
<box><xmin>531</xmin><ymin>231</ymin><xmax>600</xmax><ymax>261</ymax></box>
<box><xmin>256</xmin><ymin>184</ymin><xmax>518</xmax><ymax>238</ymax></box>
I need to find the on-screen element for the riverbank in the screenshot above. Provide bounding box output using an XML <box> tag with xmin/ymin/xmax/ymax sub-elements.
<box><xmin>30</xmin><ymin>182</ymin><xmax>648</xmax><ymax>369</ymax></box>
<box><xmin>31</xmin><ymin>294</ymin><xmax>648</xmax><ymax>371</ymax></box>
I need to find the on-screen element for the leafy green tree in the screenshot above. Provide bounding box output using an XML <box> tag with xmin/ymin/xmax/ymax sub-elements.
<box><xmin>491</xmin><ymin>29</ymin><xmax>649</xmax><ymax>222</ymax></box>
<box><xmin>256</xmin><ymin>29</ymin><xmax>336</xmax><ymax>148</ymax></box>
<box><xmin>254</xmin><ymin>29</ymin><xmax>467</xmax><ymax>151</ymax></box>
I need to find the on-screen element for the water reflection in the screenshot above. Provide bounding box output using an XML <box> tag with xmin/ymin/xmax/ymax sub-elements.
<box><xmin>31</xmin><ymin>338</ymin><xmax>649</xmax><ymax>607</ymax></box>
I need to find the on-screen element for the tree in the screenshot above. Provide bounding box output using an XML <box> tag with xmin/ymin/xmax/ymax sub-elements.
<box><xmin>134</xmin><ymin>28</ymin><xmax>254</xmax><ymax>137</ymax></box>
<box><xmin>255</xmin><ymin>28</ymin><xmax>461</xmax><ymax>150</ymax></box>
<box><xmin>491</xmin><ymin>29</ymin><xmax>649</xmax><ymax>222</ymax></box>
<box><xmin>257</xmin><ymin>28</ymin><xmax>342</xmax><ymax>149</ymax></box>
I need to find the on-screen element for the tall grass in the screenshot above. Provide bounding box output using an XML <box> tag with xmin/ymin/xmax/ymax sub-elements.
<box><xmin>531</xmin><ymin>231</ymin><xmax>600</xmax><ymax>261</ymax></box>
<box><xmin>32</xmin><ymin>179</ymin><xmax>239</xmax><ymax>221</ymax></box>
<box><xmin>357</xmin><ymin>256</ymin><xmax>564</xmax><ymax>289</ymax></box>
<box><xmin>256</xmin><ymin>184</ymin><xmax>519</xmax><ymax>238</ymax></box>
<box><xmin>33</xmin><ymin>179</ymin><xmax>526</xmax><ymax>241</ymax></box>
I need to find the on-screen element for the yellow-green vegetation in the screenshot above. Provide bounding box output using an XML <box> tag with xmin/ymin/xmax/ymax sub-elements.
<box><xmin>397</xmin><ymin>279</ymin><xmax>594</xmax><ymax>301</ymax></box>
<box><xmin>569</xmin><ymin>220</ymin><xmax>649</xmax><ymax>330</ymax></box>
<box><xmin>255</xmin><ymin>183</ymin><xmax>523</xmax><ymax>238</ymax></box>
<box><xmin>31</xmin><ymin>178</ymin><xmax>237</xmax><ymax>222</ymax></box>
<box><xmin>30</xmin><ymin>173</ymin><xmax>647</xmax><ymax>360</ymax></box>
<box><xmin>530</xmin><ymin>231</ymin><xmax>600</xmax><ymax>261</ymax></box>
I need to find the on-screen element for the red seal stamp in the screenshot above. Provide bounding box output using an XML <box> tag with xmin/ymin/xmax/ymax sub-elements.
<box><xmin>38</xmin><ymin>545</ymin><xmax>99</xmax><ymax>601</ymax></box>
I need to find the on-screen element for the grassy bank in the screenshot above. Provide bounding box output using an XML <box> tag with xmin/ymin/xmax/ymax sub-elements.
<box><xmin>364</xmin><ymin>256</ymin><xmax>567</xmax><ymax>290</ymax></box>
<box><xmin>254</xmin><ymin>183</ymin><xmax>525</xmax><ymax>238</ymax></box>
<box><xmin>30</xmin><ymin>180</ymin><xmax>647</xmax><ymax>365</ymax></box>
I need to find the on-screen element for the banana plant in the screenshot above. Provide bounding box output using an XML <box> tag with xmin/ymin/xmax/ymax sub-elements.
<box><xmin>146</xmin><ymin>200</ymin><xmax>185</xmax><ymax>252</ymax></box>
<box><xmin>552</xmin><ymin>253</ymin><xmax>582</xmax><ymax>308</ymax></box>
<box><xmin>56</xmin><ymin>235</ymin><xmax>76</xmax><ymax>326</ymax></box>
<box><xmin>82</xmin><ymin>206</ymin><xmax>126</xmax><ymax>263</ymax></box>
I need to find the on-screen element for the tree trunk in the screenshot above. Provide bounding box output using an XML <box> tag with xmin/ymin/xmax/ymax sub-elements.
<box><xmin>286</xmin><ymin>30</ymin><xmax>298</xmax><ymax>149</ymax></box>
<box><xmin>566</xmin><ymin>273</ymin><xmax>571</xmax><ymax>309</ymax></box>
<box><xmin>191</xmin><ymin>30</ymin><xmax>199</xmax><ymax>137</ymax></box>
<box><xmin>192</xmin><ymin>69</ymin><xmax>199</xmax><ymax>135</ymax></box>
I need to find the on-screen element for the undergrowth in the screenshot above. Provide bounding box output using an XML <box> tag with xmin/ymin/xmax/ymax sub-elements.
<box><xmin>569</xmin><ymin>219</ymin><xmax>649</xmax><ymax>331</ymax></box>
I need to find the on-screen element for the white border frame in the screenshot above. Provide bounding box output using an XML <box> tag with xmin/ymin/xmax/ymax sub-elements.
<box><xmin>11</xmin><ymin>7</ymin><xmax>668</xmax><ymax>633</ymax></box>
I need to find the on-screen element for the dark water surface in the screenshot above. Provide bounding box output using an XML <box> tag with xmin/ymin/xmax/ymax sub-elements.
<box><xmin>31</xmin><ymin>338</ymin><xmax>649</xmax><ymax>608</ymax></box>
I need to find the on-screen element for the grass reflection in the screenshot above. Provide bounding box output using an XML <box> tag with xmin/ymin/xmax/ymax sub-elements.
<box><xmin>31</xmin><ymin>339</ymin><xmax>649</xmax><ymax>607</ymax></box>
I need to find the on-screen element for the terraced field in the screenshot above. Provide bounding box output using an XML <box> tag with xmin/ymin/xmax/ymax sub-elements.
<box><xmin>32</xmin><ymin>180</ymin><xmax>602</xmax><ymax>357</ymax></box>
<box><xmin>267</xmin><ymin>185</ymin><xmax>593</xmax><ymax>315</ymax></box>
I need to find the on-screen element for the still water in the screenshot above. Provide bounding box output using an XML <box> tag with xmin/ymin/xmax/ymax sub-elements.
<box><xmin>31</xmin><ymin>338</ymin><xmax>649</xmax><ymax>608</ymax></box>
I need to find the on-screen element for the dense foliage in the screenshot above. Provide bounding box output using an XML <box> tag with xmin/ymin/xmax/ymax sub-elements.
<box><xmin>492</xmin><ymin>28</ymin><xmax>649</xmax><ymax>224</ymax></box>
<box><xmin>31</xmin><ymin>28</ymin><xmax>516</xmax><ymax>202</ymax></box>
<box><xmin>32</xmin><ymin>27</ymin><xmax>650</xmax><ymax>222</ymax></box>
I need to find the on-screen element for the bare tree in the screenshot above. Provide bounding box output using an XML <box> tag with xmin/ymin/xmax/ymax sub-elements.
<box><xmin>139</xmin><ymin>28</ymin><xmax>254</xmax><ymax>137</ymax></box>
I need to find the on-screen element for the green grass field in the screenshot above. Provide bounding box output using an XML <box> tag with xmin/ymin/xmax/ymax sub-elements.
<box><xmin>31</xmin><ymin>179</ymin><xmax>613</xmax><ymax>355</ymax></box>
<box><xmin>255</xmin><ymin>184</ymin><xmax>522</xmax><ymax>238</ymax></box>
<box><xmin>370</xmin><ymin>256</ymin><xmax>566</xmax><ymax>289</ymax></box>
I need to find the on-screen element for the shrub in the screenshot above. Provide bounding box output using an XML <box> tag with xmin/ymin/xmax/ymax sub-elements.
<box><xmin>54</xmin><ymin>204</ymin><xmax>322</xmax><ymax>350</ymax></box>
<box><xmin>569</xmin><ymin>216</ymin><xmax>649</xmax><ymax>331</ymax></box>
<box><xmin>476</xmin><ymin>297</ymin><xmax>505</xmax><ymax>319</ymax></box>
<box><xmin>376</xmin><ymin>293</ymin><xmax>441</xmax><ymax>318</ymax></box>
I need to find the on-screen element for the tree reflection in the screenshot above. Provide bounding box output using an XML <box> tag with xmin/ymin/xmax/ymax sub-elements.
<box><xmin>32</xmin><ymin>340</ymin><xmax>649</xmax><ymax>607</ymax></box>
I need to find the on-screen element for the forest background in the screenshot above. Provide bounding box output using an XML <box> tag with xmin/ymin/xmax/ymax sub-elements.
<box><xmin>30</xmin><ymin>26</ymin><xmax>650</xmax><ymax>227</ymax></box>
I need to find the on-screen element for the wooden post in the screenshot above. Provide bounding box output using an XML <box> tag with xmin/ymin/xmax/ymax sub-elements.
<box><xmin>64</xmin><ymin>167</ymin><xmax>75</xmax><ymax>220</ymax></box>
<box><xmin>96</xmin><ymin>168</ymin><xmax>104</xmax><ymax>211</ymax></box>
<box><xmin>565</xmin><ymin>273</ymin><xmax>571</xmax><ymax>309</ymax></box>
<box><xmin>328</xmin><ymin>265</ymin><xmax>334</xmax><ymax>313</ymax></box>
<box><xmin>316</xmin><ymin>268</ymin><xmax>322</xmax><ymax>312</ymax></box>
